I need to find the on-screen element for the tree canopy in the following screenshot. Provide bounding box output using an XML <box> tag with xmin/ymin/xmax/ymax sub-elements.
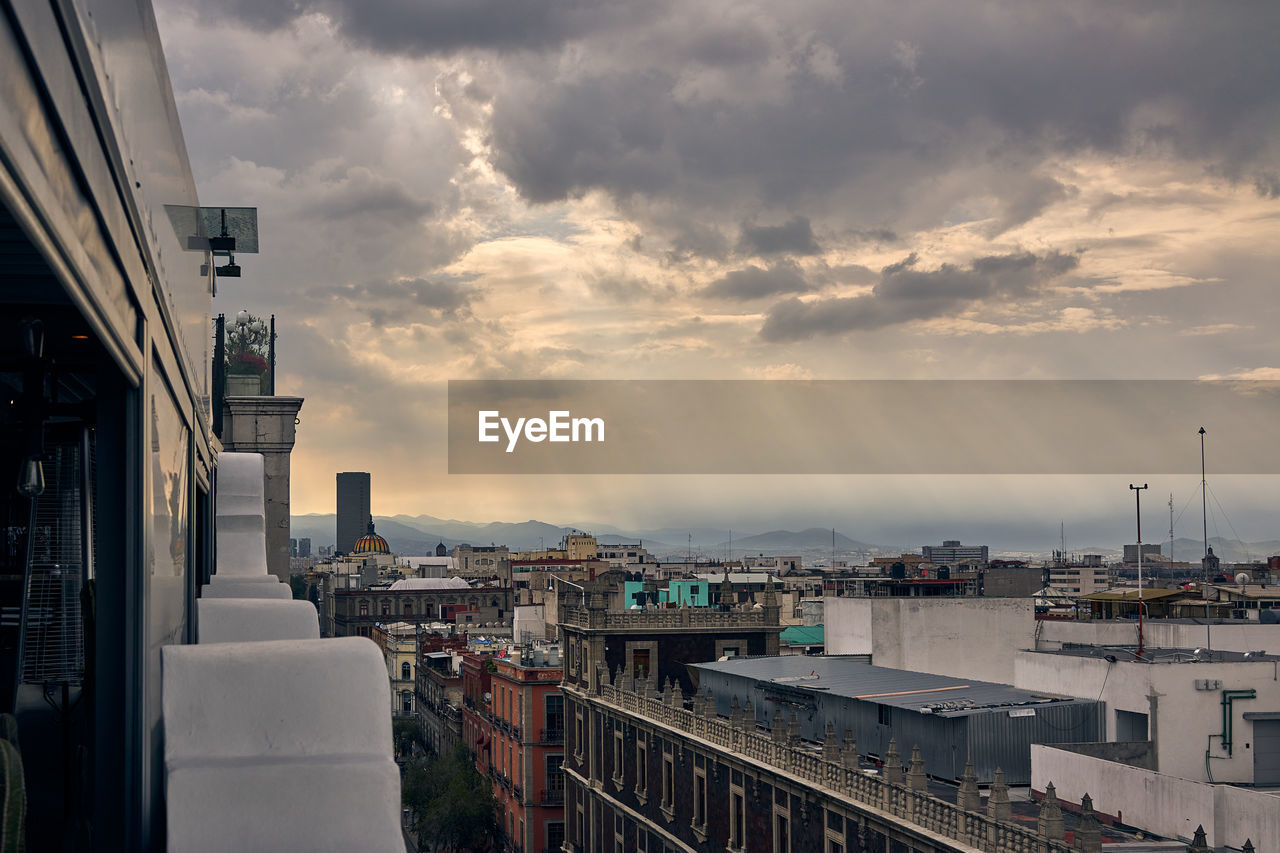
<box><xmin>403</xmin><ymin>742</ymin><xmax>498</xmax><ymax>853</ymax></box>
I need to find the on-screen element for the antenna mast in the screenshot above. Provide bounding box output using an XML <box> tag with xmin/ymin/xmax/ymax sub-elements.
<box><xmin>1130</xmin><ymin>483</ymin><xmax>1149</xmax><ymax>658</ymax></box>
<box><xmin>1200</xmin><ymin>427</ymin><xmax>1208</xmax><ymax>581</ymax></box>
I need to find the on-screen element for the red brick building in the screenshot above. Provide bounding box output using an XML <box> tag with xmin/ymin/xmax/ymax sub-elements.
<box><xmin>461</xmin><ymin>651</ymin><xmax>566</xmax><ymax>853</ymax></box>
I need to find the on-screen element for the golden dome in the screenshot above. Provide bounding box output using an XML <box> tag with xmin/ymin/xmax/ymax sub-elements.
<box><xmin>352</xmin><ymin>522</ymin><xmax>391</xmax><ymax>555</ymax></box>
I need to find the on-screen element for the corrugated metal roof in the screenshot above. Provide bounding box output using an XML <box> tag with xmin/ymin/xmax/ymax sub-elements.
<box><xmin>691</xmin><ymin>655</ymin><xmax>1080</xmax><ymax>716</ymax></box>
<box><xmin>1078</xmin><ymin>587</ymin><xmax>1183</xmax><ymax>601</ymax></box>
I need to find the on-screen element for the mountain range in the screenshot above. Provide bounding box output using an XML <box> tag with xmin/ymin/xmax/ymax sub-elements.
<box><xmin>288</xmin><ymin>513</ymin><xmax>1280</xmax><ymax>565</ymax></box>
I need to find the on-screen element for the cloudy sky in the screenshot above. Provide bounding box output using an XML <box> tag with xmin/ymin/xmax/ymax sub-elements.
<box><xmin>154</xmin><ymin>0</ymin><xmax>1280</xmax><ymax>547</ymax></box>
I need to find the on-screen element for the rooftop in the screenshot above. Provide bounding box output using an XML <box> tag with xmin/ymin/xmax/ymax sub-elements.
<box><xmin>387</xmin><ymin>576</ymin><xmax>471</xmax><ymax>591</ymax></box>
<box><xmin>691</xmin><ymin>655</ymin><xmax>1087</xmax><ymax>716</ymax></box>
<box><xmin>779</xmin><ymin>624</ymin><xmax>825</xmax><ymax>646</ymax></box>
<box><xmin>1037</xmin><ymin>644</ymin><xmax>1278</xmax><ymax>664</ymax></box>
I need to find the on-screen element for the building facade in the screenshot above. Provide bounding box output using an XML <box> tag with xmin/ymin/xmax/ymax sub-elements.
<box><xmin>561</xmin><ymin>667</ymin><xmax>1095</xmax><ymax>853</ymax></box>
<box><xmin>921</xmin><ymin>540</ymin><xmax>989</xmax><ymax>566</ymax></box>
<box><xmin>461</xmin><ymin>654</ymin><xmax>567</xmax><ymax>853</ymax></box>
<box><xmin>455</xmin><ymin>544</ymin><xmax>512</xmax><ymax>580</ymax></box>
<box><xmin>327</xmin><ymin>586</ymin><xmax>513</xmax><ymax>638</ymax></box>
<box><xmin>1047</xmin><ymin>565</ymin><xmax>1111</xmax><ymax>596</ymax></box>
<box><xmin>336</xmin><ymin>471</ymin><xmax>371</xmax><ymax>554</ymax></box>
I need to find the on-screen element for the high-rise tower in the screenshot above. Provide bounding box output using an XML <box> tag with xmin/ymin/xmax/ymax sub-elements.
<box><xmin>336</xmin><ymin>472</ymin><xmax>371</xmax><ymax>554</ymax></box>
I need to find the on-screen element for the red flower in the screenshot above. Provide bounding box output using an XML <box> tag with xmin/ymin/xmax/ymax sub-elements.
<box><xmin>232</xmin><ymin>351</ymin><xmax>268</xmax><ymax>372</ymax></box>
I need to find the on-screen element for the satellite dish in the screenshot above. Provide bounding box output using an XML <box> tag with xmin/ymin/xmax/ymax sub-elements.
<box><xmin>1235</xmin><ymin>572</ymin><xmax>1250</xmax><ymax>586</ymax></box>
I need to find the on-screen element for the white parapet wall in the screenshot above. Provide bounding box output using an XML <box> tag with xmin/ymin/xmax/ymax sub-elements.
<box><xmin>823</xmin><ymin>596</ymin><xmax>1035</xmax><ymax>683</ymax></box>
<box><xmin>162</xmin><ymin>637</ymin><xmax>404</xmax><ymax>852</ymax></box>
<box><xmin>214</xmin><ymin>453</ymin><xmax>270</xmax><ymax>578</ymax></box>
<box><xmin>1015</xmin><ymin>649</ymin><xmax>1280</xmax><ymax>784</ymax></box>
<box><xmin>1031</xmin><ymin>744</ymin><xmax>1279</xmax><ymax>849</ymax></box>
<box><xmin>209</xmin><ymin>451</ymin><xmax>292</xmax><ymax>599</ymax></box>
<box><xmin>1038</xmin><ymin>619</ymin><xmax>1280</xmax><ymax>654</ymax></box>
<box><xmin>197</xmin><ymin>598</ymin><xmax>320</xmax><ymax>644</ymax></box>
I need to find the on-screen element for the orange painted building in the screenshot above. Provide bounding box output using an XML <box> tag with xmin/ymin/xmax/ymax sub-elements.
<box><xmin>462</xmin><ymin>651</ymin><xmax>566</xmax><ymax>853</ymax></box>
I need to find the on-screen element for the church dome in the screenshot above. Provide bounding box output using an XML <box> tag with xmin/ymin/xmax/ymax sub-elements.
<box><xmin>353</xmin><ymin>521</ymin><xmax>391</xmax><ymax>555</ymax></box>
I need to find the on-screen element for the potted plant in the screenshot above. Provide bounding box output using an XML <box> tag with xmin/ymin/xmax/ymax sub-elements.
<box><xmin>224</xmin><ymin>310</ymin><xmax>270</xmax><ymax>395</ymax></box>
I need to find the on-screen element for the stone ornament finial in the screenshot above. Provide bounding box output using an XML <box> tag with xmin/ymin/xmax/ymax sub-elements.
<box><xmin>823</xmin><ymin>721</ymin><xmax>838</xmax><ymax>761</ymax></box>
<box><xmin>988</xmin><ymin>768</ymin><xmax>1011</xmax><ymax>821</ymax></box>
<box><xmin>1187</xmin><ymin>825</ymin><xmax>1209</xmax><ymax>853</ymax></box>
<box><xmin>1037</xmin><ymin>782</ymin><xmax>1065</xmax><ymax>841</ymax></box>
<box><xmin>1073</xmin><ymin>793</ymin><xmax>1102</xmax><ymax>853</ymax></box>
<box><xmin>906</xmin><ymin>744</ymin><xmax>927</xmax><ymax>791</ymax></box>
<box><xmin>841</xmin><ymin>730</ymin><xmax>858</xmax><ymax>770</ymax></box>
<box><xmin>1241</xmin><ymin>841</ymin><xmax>1254</xmax><ymax>853</ymax></box>
<box><xmin>956</xmin><ymin>760</ymin><xmax>980</xmax><ymax>812</ymax></box>
<box><xmin>771</xmin><ymin>709</ymin><xmax>786</xmax><ymax>743</ymax></box>
<box><xmin>882</xmin><ymin>738</ymin><xmax>904</xmax><ymax>785</ymax></box>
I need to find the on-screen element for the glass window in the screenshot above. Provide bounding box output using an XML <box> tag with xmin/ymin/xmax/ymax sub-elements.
<box><xmin>546</xmin><ymin>693</ymin><xmax>564</xmax><ymax>735</ymax></box>
<box><xmin>730</xmin><ymin>790</ymin><xmax>744</xmax><ymax>848</ymax></box>
<box><xmin>547</xmin><ymin>822</ymin><xmax>565</xmax><ymax>851</ymax></box>
<box><xmin>547</xmin><ymin>754</ymin><xmax>565</xmax><ymax>800</ymax></box>
<box><xmin>148</xmin><ymin>377</ymin><xmax>190</xmax><ymax>795</ymax></box>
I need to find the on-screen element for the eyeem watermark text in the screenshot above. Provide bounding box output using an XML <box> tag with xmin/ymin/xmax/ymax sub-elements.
<box><xmin>478</xmin><ymin>410</ymin><xmax>605</xmax><ymax>453</ymax></box>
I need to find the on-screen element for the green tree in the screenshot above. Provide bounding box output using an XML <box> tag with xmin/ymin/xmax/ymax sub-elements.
<box><xmin>288</xmin><ymin>573</ymin><xmax>308</xmax><ymax>601</ymax></box>
<box><xmin>393</xmin><ymin>716</ymin><xmax>426</xmax><ymax>761</ymax></box>
<box><xmin>403</xmin><ymin>743</ymin><xmax>498</xmax><ymax>853</ymax></box>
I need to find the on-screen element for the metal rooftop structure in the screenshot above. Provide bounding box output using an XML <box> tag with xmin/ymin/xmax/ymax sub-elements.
<box><xmin>692</xmin><ymin>655</ymin><xmax>1087</xmax><ymax>716</ymax></box>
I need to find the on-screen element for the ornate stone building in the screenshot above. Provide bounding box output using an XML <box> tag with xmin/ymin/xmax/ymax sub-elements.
<box><xmin>326</xmin><ymin>584</ymin><xmax>513</xmax><ymax>638</ymax></box>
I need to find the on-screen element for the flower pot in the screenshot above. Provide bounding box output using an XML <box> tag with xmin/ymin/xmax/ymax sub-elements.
<box><xmin>226</xmin><ymin>374</ymin><xmax>262</xmax><ymax>396</ymax></box>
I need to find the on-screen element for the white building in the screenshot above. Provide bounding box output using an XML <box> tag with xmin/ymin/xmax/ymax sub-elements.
<box><xmin>1048</xmin><ymin>564</ymin><xmax>1111</xmax><ymax>595</ymax></box>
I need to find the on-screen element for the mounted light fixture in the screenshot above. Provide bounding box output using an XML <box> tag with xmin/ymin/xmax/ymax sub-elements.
<box><xmin>17</xmin><ymin>456</ymin><xmax>44</xmax><ymax>498</ymax></box>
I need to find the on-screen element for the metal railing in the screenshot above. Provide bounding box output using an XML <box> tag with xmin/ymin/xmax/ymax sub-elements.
<box><xmin>573</xmin><ymin>681</ymin><xmax>1077</xmax><ymax>853</ymax></box>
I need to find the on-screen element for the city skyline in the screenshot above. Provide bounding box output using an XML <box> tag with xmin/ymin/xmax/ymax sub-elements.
<box><xmin>153</xmin><ymin>1</ymin><xmax>1280</xmax><ymax>531</ymax></box>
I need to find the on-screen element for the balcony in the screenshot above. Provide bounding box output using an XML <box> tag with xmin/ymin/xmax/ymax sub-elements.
<box><xmin>540</xmin><ymin>787</ymin><xmax>565</xmax><ymax>805</ymax></box>
<box><xmin>539</xmin><ymin>728</ymin><xmax>564</xmax><ymax>745</ymax></box>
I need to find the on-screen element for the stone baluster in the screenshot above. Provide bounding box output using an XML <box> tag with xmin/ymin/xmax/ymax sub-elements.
<box><xmin>882</xmin><ymin>738</ymin><xmax>904</xmax><ymax>785</ymax></box>
<box><xmin>956</xmin><ymin>759</ymin><xmax>980</xmax><ymax>812</ymax></box>
<box><xmin>987</xmin><ymin>768</ymin><xmax>1011</xmax><ymax>821</ymax></box>
<box><xmin>906</xmin><ymin>744</ymin><xmax>927</xmax><ymax>792</ymax></box>
<box><xmin>1037</xmin><ymin>782</ymin><xmax>1065</xmax><ymax>841</ymax></box>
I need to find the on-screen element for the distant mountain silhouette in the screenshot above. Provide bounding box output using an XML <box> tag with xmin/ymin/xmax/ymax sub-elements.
<box><xmin>289</xmin><ymin>515</ymin><xmax>1279</xmax><ymax>565</ymax></box>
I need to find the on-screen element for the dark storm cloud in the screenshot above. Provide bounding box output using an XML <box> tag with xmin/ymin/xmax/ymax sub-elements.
<box><xmin>701</xmin><ymin>262</ymin><xmax>811</xmax><ymax>301</ymax></box>
<box><xmin>307</xmin><ymin>175</ymin><xmax>434</xmax><ymax>223</ymax></box>
<box><xmin>187</xmin><ymin>0</ymin><xmax>645</xmax><ymax>54</ymax></box>
<box><xmin>1256</xmin><ymin>173</ymin><xmax>1280</xmax><ymax>199</ymax></box>
<box><xmin>587</xmin><ymin>275</ymin><xmax>672</xmax><ymax>303</ymax></box>
<box><xmin>759</xmin><ymin>250</ymin><xmax>1079</xmax><ymax>340</ymax></box>
<box><xmin>325</xmin><ymin>276</ymin><xmax>475</xmax><ymax>324</ymax></box>
<box><xmin>481</xmin><ymin>1</ymin><xmax>1280</xmax><ymax>234</ymax></box>
<box><xmin>738</xmin><ymin>217</ymin><xmax>820</xmax><ymax>256</ymax></box>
